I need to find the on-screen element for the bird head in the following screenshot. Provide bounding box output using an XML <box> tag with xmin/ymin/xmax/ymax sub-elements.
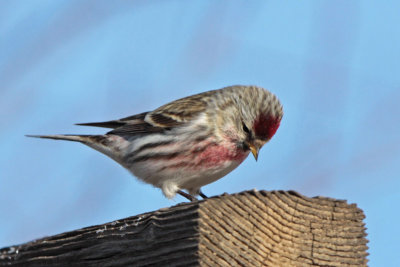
<box><xmin>241</xmin><ymin>114</ymin><xmax>282</xmax><ymax>161</ymax></box>
<box><xmin>216</xmin><ymin>86</ymin><xmax>283</xmax><ymax>161</ymax></box>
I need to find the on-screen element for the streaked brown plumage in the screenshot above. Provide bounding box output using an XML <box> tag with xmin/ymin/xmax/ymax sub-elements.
<box><xmin>28</xmin><ymin>85</ymin><xmax>283</xmax><ymax>201</ymax></box>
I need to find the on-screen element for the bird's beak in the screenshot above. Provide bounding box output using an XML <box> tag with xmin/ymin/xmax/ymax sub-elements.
<box><xmin>249</xmin><ymin>144</ymin><xmax>259</xmax><ymax>161</ymax></box>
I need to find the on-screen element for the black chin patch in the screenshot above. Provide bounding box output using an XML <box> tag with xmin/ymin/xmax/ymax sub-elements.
<box><xmin>237</xmin><ymin>141</ymin><xmax>250</xmax><ymax>151</ymax></box>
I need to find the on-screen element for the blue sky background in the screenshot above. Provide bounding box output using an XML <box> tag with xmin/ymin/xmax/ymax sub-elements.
<box><xmin>1</xmin><ymin>1</ymin><xmax>399</xmax><ymax>265</ymax></box>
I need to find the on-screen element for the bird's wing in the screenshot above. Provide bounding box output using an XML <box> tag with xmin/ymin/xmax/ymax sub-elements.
<box><xmin>146</xmin><ymin>90</ymin><xmax>212</xmax><ymax>127</ymax></box>
<box><xmin>77</xmin><ymin>90</ymin><xmax>215</xmax><ymax>136</ymax></box>
<box><xmin>76</xmin><ymin>112</ymin><xmax>164</xmax><ymax>135</ymax></box>
<box><xmin>76</xmin><ymin>112</ymin><xmax>149</xmax><ymax>129</ymax></box>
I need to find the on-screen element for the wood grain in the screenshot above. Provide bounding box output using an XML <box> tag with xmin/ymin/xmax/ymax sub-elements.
<box><xmin>0</xmin><ymin>190</ymin><xmax>368</xmax><ymax>266</ymax></box>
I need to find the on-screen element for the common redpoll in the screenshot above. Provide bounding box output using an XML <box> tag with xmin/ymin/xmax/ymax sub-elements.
<box><xmin>28</xmin><ymin>85</ymin><xmax>283</xmax><ymax>201</ymax></box>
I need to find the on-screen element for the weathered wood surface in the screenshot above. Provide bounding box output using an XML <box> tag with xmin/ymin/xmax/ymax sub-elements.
<box><xmin>0</xmin><ymin>190</ymin><xmax>368</xmax><ymax>266</ymax></box>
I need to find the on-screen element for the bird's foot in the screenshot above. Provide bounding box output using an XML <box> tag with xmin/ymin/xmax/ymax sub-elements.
<box><xmin>177</xmin><ymin>190</ymin><xmax>198</xmax><ymax>202</ymax></box>
<box><xmin>198</xmin><ymin>190</ymin><xmax>208</xmax><ymax>199</ymax></box>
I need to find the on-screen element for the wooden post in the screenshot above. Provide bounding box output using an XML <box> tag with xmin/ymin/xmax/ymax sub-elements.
<box><xmin>0</xmin><ymin>190</ymin><xmax>368</xmax><ymax>266</ymax></box>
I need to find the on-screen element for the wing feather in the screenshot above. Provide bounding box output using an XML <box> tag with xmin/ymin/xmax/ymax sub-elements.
<box><xmin>75</xmin><ymin>112</ymin><xmax>148</xmax><ymax>129</ymax></box>
<box><xmin>145</xmin><ymin>90</ymin><xmax>213</xmax><ymax>127</ymax></box>
<box><xmin>76</xmin><ymin>89</ymin><xmax>217</xmax><ymax>136</ymax></box>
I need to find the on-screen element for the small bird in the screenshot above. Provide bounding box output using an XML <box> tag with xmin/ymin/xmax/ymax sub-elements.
<box><xmin>27</xmin><ymin>85</ymin><xmax>283</xmax><ymax>201</ymax></box>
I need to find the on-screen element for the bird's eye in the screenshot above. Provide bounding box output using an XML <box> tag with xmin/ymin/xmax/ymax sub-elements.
<box><xmin>242</xmin><ymin>123</ymin><xmax>250</xmax><ymax>134</ymax></box>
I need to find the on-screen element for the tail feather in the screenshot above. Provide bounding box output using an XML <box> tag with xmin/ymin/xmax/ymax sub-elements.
<box><xmin>25</xmin><ymin>134</ymin><xmax>91</xmax><ymax>143</ymax></box>
<box><xmin>26</xmin><ymin>134</ymin><xmax>124</xmax><ymax>162</ymax></box>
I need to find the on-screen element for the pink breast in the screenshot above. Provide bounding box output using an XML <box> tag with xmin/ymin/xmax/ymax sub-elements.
<box><xmin>193</xmin><ymin>141</ymin><xmax>248</xmax><ymax>168</ymax></box>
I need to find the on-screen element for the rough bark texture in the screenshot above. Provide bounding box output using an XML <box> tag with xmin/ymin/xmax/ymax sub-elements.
<box><xmin>0</xmin><ymin>190</ymin><xmax>368</xmax><ymax>266</ymax></box>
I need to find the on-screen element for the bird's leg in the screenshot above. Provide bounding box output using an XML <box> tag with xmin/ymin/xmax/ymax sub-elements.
<box><xmin>198</xmin><ymin>190</ymin><xmax>208</xmax><ymax>199</ymax></box>
<box><xmin>177</xmin><ymin>190</ymin><xmax>198</xmax><ymax>202</ymax></box>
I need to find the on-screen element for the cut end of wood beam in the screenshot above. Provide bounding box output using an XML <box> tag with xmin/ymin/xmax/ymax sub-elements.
<box><xmin>0</xmin><ymin>190</ymin><xmax>369</xmax><ymax>266</ymax></box>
